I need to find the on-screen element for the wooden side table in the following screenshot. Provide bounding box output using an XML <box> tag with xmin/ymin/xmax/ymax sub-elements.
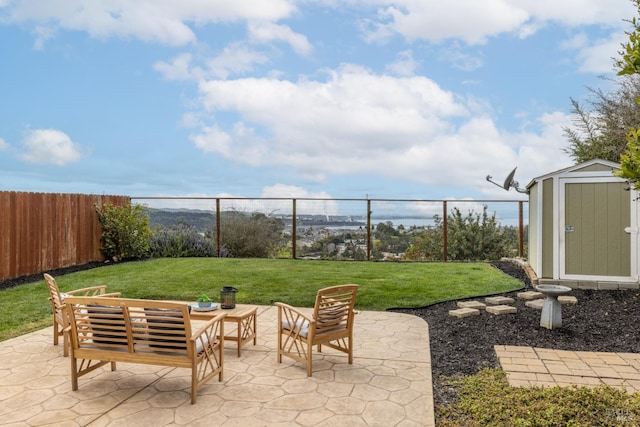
<box><xmin>191</xmin><ymin>304</ymin><xmax>258</xmax><ymax>357</ymax></box>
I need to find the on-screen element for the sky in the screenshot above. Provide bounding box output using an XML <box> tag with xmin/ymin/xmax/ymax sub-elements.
<box><xmin>0</xmin><ymin>0</ymin><xmax>637</xmax><ymax>205</ymax></box>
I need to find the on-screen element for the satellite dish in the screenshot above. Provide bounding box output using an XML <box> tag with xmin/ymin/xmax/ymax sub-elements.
<box><xmin>502</xmin><ymin>167</ymin><xmax>517</xmax><ymax>190</ymax></box>
<box><xmin>486</xmin><ymin>167</ymin><xmax>528</xmax><ymax>194</ymax></box>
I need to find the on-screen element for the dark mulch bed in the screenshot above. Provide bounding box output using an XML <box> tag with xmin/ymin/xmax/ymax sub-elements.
<box><xmin>0</xmin><ymin>261</ymin><xmax>107</xmax><ymax>291</ymax></box>
<box><xmin>392</xmin><ymin>260</ymin><xmax>640</xmax><ymax>408</ymax></box>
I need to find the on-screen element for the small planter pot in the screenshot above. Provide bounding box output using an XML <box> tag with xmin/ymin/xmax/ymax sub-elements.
<box><xmin>197</xmin><ymin>301</ymin><xmax>213</xmax><ymax>308</ymax></box>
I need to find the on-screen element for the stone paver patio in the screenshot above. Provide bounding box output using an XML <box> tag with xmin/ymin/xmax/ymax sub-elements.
<box><xmin>496</xmin><ymin>345</ymin><xmax>640</xmax><ymax>393</ymax></box>
<box><xmin>0</xmin><ymin>306</ymin><xmax>434</xmax><ymax>426</ymax></box>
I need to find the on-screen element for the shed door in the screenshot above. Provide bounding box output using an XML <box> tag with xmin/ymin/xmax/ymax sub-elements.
<box><xmin>563</xmin><ymin>182</ymin><xmax>631</xmax><ymax>278</ymax></box>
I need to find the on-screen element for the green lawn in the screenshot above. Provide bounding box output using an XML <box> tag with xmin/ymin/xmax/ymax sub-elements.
<box><xmin>0</xmin><ymin>258</ymin><xmax>523</xmax><ymax>342</ymax></box>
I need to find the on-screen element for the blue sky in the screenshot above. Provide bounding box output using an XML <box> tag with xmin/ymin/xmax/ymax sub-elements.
<box><xmin>0</xmin><ymin>0</ymin><xmax>636</xmax><ymax>203</ymax></box>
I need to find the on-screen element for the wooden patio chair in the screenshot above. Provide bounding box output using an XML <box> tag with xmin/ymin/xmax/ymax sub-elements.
<box><xmin>44</xmin><ymin>273</ymin><xmax>120</xmax><ymax>357</ymax></box>
<box><xmin>276</xmin><ymin>284</ymin><xmax>358</xmax><ymax>376</ymax></box>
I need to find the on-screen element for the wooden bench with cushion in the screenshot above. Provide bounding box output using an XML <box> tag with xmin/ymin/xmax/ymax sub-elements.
<box><xmin>65</xmin><ymin>296</ymin><xmax>225</xmax><ymax>404</ymax></box>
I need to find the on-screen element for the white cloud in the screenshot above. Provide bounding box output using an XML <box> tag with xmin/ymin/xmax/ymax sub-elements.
<box><xmin>7</xmin><ymin>0</ymin><xmax>634</xmax><ymax>86</ymax></box>
<box><xmin>187</xmin><ymin>64</ymin><xmax>576</xmax><ymax>196</ymax></box>
<box><xmin>154</xmin><ymin>53</ymin><xmax>199</xmax><ymax>81</ymax></box>
<box><xmin>571</xmin><ymin>32</ymin><xmax>625</xmax><ymax>74</ymax></box>
<box><xmin>489</xmin><ymin>111</ymin><xmax>574</xmax><ymax>196</ymax></box>
<box><xmin>19</xmin><ymin>129</ymin><xmax>85</xmax><ymax>165</ymax></box>
<box><xmin>3</xmin><ymin>0</ymin><xmax>297</xmax><ymax>46</ymax></box>
<box><xmin>193</xmin><ymin>65</ymin><xmax>469</xmax><ymax>180</ymax></box>
<box><xmin>371</xmin><ymin>0</ymin><xmax>530</xmax><ymax>45</ymax></box>
<box><xmin>0</xmin><ymin>137</ymin><xmax>8</xmax><ymax>150</ymax></box>
<box><xmin>261</xmin><ymin>184</ymin><xmax>338</xmax><ymax>214</ymax></box>
<box><xmin>437</xmin><ymin>42</ymin><xmax>484</xmax><ymax>71</ymax></box>
<box><xmin>261</xmin><ymin>183</ymin><xmax>332</xmax><ymax>199</ymax></box>
<box><xmin>248</xmin><ymin>22</ymin><xmax>313</xmax><ymax>56</ymax></box>
<box><xmin>355</xmin><ymin>0</ymin><xmax>635</xmax><ymax>85</ymax></box>
<box><xmin>513</xmin><ymin>0</ymin><xmax>632</xmax><ymax>27</ymax></box>
<box><xmin>205</xmin><ymin>43</ymin><xmax>271</xmax><ymax>79</ymax></box>
<box><xmin>360</xmin><ymin>0</ymin><xmax>633</xmax><ymax>45</ymax></box>
<box><xmin>190</xmin><ymin>124</ymin><xmax>233</xmax><ymax>156</ymax></box>
<box><xmin>155</xmin><ymin>44</ymin><xmax>271</xmax><ymax>81</ymax></box>
<box><xmin>3</xmin><ymin>0</ymin><xmax>634</xmax><ymax>52</ymax></box>
<box><xmin>32</xmin><ymin>25</ymin><xmax>56</xmax><ymax>50</ymax></box>
<box><xmin>138</xmin><ymin>186</ymin><xmax>337</xmax><ymax>215</ymax></box>
<box><xmin>385</xmin><ymin>50</ymin><xmax>418</xmax><ymax>76</ymax></box>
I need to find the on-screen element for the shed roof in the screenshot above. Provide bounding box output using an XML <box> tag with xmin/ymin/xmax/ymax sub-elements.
<box><xmin>526</xmin><ymin>158</ymin><xmax>621</xmax><ymax>189</ymax></box>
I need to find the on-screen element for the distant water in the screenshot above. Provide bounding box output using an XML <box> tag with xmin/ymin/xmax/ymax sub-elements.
<box><xmin>323</xmin><ymin>216</ymin><xmax>522</xmax><ymax>229</ymax></box>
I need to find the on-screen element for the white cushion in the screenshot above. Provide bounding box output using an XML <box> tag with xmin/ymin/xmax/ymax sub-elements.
<box><xmin>282</xmin><ymin>318</ymin><xmax>310</xmax><ymax>338</ymax></box>
<box><xmin>195</xmin><ymin>334</ymin><xmax>221</xmax><ymax>354</ymax></box>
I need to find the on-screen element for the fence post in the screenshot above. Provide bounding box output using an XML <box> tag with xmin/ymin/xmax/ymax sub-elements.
<box><xmin>366</xmin><ymin>199</ymin><xmax>371</xmax><ymax>261</ymax></box>
<box><xmin>518</xmin><ymin>201</ymin><xmax>524</xmax><ymax>258</ymax></box>
<box><xmin>216</xmin><ymin>198</ymin><xmax>221</xmax><ymax>257</ymax></box>
<box><xmin>442</xmin><ymin>200</ymin><xmax>448</xmax><ymax>261</ymax></box>
<box><xmin>292</xmin><ymin>199</ymin><xmax>297</xmax><ymax>259</ymax></box>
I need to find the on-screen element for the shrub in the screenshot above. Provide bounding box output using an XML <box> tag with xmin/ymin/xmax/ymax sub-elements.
<box><xmin>438</xmin><ymin>369</ymin><xmax>640</xmax><ymax>426</ymax></box>
<box><xmin>405</xmin><ymin>205</ymin><xmax>512</xmax><ymax>261</ymax></box>
<box><xmin>211</xmin><ymin>211</ymin><xmax>285</xmax><ymax>258</ymax></box>
<box><xmin>447</xmin><ymin>206</ymin><xmax>511</xmax><ymax>261</ymax></box>
<box><xmin>150</xmin><ymin>224</ymin><xmax>216</xmax><ymax>258</ymax></box>
<box><xmin>95</xmin><ymin>203</ymin><xmax>152</xmax><ymax>261</ymax></box>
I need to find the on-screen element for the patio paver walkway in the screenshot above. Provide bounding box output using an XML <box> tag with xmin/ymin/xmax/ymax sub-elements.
<box><xmin>0</xmin><ymin>306</ymin><xmax>434</xmax><ymax>427</ymax></box>
<box><xmin>496</xmin><ymin>345</ymin><xmax>640</xmax><ymax>393</ymax></box>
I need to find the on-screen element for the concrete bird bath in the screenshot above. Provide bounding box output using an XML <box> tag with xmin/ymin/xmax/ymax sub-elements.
<box><xmin>536</xmin><ymin>285</ymin><xmax>572</xmax><ymax>329</ymax></box>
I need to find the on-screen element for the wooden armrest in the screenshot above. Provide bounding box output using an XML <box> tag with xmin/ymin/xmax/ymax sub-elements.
<box><xmin>101</xmin><ymin>292</ymin><xmax>122</xmax><ymax>298</ymax></box>
<box><xmin>275</xmin><ymin>302</ymin><xmax>315</xmax><ymax>335</ymax></box>
<box><xmin>190</xmin><ymin>312</ymin><xmax>227</xmax><ymax>341</ymax></box>
<box><xmin>65</xmin><ymin>285</ymin><xmax>108</xmax><ymax>296</ymax></box>
<box><xmin>275</xmin><ymin>302</ymin><xmax>312</xmax><ymax>322</ymax></box>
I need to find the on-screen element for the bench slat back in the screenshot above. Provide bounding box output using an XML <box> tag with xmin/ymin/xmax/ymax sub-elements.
<box><xmin>66</xmin><ymin>297</ymin><xmax>193</xmax><ymax>357</ymax></box>
<box><xmin>135</xmin><ymin>307</ymin><xmax>188</xmax><ymax>354</ymax></box>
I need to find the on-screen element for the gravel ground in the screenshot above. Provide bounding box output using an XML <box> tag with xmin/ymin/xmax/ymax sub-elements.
<box><xmin>391</xmin><ymin>261</ymin><xmax>640</xmax><ymax>408</ymax></box>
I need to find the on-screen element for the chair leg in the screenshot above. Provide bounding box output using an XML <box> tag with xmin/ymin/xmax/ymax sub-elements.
<box><xmin>277</xmin><ymin>310</ymin><xmax>282</xmax><ymax>364</ymax></box>
<box><xmin>63</xmin><ymin>330</ymin><xmax>69</xmax><ymax>357</ymax></box>
<box><xmin>53</xmin><ymin>319</ymin><xmax>59</xmax><ymax>346</ymax></box>
<box><xmin>71</xmin><ymin>357</ymin><xmax>79</xmax><ymax>391</ymax></box>
<box><xmin>306</xmin><ymin>342</ymin><xmax>313</xmax><ymax>377</ymax></box>
<box><xmin>191</xmin><ymin>365</ymin><xmax>197</xmax><ymax>404</ymax></box>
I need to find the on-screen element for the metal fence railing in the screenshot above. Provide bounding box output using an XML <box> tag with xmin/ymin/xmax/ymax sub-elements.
<box><xmin>132</xmin><ymin>197</ymin><xmax>528</xmax><ymax>261</ymax></box>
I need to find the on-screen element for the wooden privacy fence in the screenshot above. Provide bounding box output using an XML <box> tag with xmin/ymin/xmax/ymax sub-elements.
<box><xmin>0</xmin><ymin>191</ymin><xmax>130</xmax><ymax>282</ymax></box>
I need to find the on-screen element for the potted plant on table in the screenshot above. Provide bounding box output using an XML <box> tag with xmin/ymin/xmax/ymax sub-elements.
<box><xmin>197</xmin><ymin>293</ymin><xmax>213</xmax><ymax>308</ymax></box>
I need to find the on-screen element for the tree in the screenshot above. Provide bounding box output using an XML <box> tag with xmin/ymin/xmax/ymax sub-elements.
<box><xmin>95</xmin><ymin>203</ymin><xmax>152</xmax><ymax>261</ymax></box>
<box><xmin>373</xmin><ymin>221</ymin><xmax>412</xmax><ymax>255</ymax></box>
<box><xmin>563</xmin><ymin>76</ymin><xmax>640</xmax><ymax>163</ymax></box>
<box><xmin>404</xmin><ymin>206</ymin><xmax>512</xmax><ymax>261</ymax></box>
<box><xmin>404</xmin><ymin>224</ymin><xmax>443</xmax><ymax>261</ymax></box>
<box><xmin>446</xmin><ymin>206</ymin><xmax>511</xmax><ymax>261</ymax></box>
<box><xmin>212</xmin><ymin>211</ymin><xmax>286</xmax><ymax>258</ymax></box>
<box><xmin>613</xmin><ymin>0</ymin><xmax>640</xmax><ymax>187</ymax></box>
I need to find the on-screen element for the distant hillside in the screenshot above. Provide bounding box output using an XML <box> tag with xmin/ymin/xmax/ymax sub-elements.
<box><xmin>143</xmin><ymin>208</ymin><xmax>367</xmax><ymax>232</ymax></box>
<box><xmin>143</xmin><ymin>208</ymin><xmax>216</xmax><ymax>232</ymax></box>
